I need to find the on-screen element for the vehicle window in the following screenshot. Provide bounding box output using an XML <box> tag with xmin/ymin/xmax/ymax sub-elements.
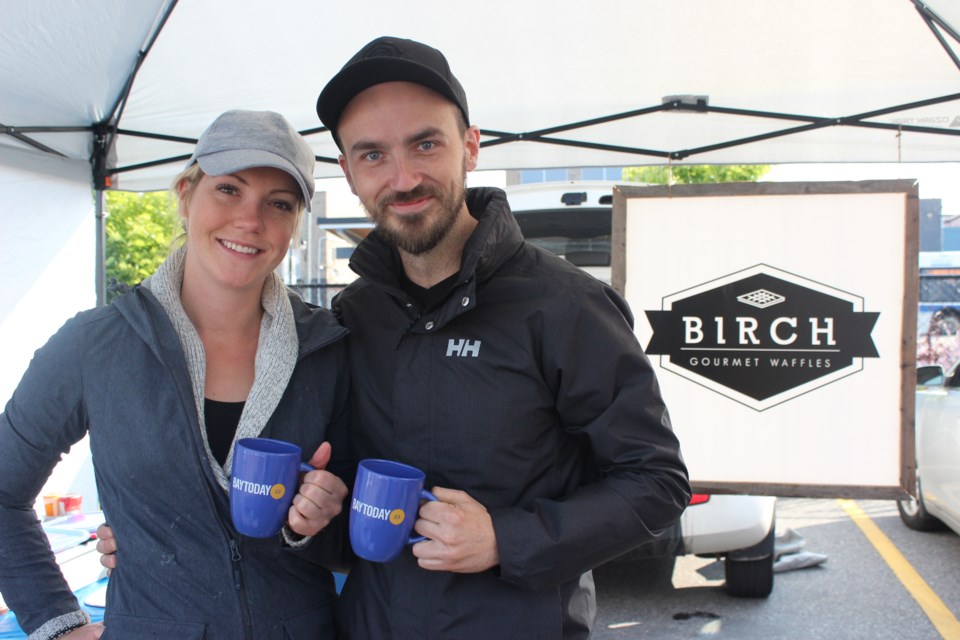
<box><xmin>514</xmin><ymin>207</ymin><xmax>611</xmax><ymax>266</ymax></box>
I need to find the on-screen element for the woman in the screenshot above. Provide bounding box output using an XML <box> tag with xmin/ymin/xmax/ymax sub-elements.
<box><xmin>0</xmin><ymin>110</ymin><xmax>350</xmax><ymax>639</ymax></box>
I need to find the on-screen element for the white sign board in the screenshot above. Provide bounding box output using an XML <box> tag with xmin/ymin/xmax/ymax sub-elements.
<box><xmin>613</xmin><ymin>181</ymin><xmax>918</xmax><ymax>499</ymax></box>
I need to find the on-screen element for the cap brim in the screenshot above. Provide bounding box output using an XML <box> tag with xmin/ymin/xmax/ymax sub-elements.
<box><xmin>196</xmin><ymin>149</ymin><xmax>312</xmax><ymax>212</ymax></box>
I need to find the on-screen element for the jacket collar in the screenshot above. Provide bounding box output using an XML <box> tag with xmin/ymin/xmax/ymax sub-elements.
<box><xmin>111</xmin><ymin>283</ymin><xmax>347</xmax><ymax>362</ymax></box>
<box><xmin>349</xmin><ymin>186</ymin><xmax>523</xmax><ymax>299</ymax></box>
<box><xmin>460</xmin><ymin>187</ymin><xmax>524</xmax><ymax>284</ymax></box>
<box><xmin>288</xmin><ymin>294</ymin><xmax>350</xmax><ymax>357</ymax></box>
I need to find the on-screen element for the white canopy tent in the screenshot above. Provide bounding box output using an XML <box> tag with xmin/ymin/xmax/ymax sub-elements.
<box><xmin>5</xmin><ymin>0</ymin><xmax>960</xmax><ymax>185</ymax></box>
<box><xmin>2</xmin><ymin>0</ymin><xmax>960</xmax><ymax>513</ymax></box>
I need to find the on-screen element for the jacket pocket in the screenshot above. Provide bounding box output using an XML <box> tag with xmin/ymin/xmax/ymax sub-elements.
<box><xmin>101</xmin><ymin>613</ymin><xmax>206</xmax><ymax>639</ymax></box>
<box><xmin>283</xmin><ymin>605</ymin><xmax>337</xmax><ymax>640</ymax></box>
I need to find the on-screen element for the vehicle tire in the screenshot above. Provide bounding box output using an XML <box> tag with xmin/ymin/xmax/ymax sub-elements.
<box><xmin>724</xmin><ymin>526</ymin><xmax>775</xmax><ymax>598</ymax></box>
<box><xmin>898</xmin><ymin>478</ymin><xmax>947</xmax><ymax>532</ymax></box>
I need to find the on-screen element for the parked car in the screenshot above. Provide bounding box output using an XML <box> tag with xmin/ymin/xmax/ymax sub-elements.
<box><xmin>899</xmin><ymin>363</ymin><xmax>960</xmax><ymax>536</ymax></box>
<box><xmin>505</xmin><ymin>181</ymin><xmax>614</xmax><ymax>284</ymax></box>
<box><xmin>507</xmin><ymin>181</ymin><xmax>777</xmax><ymax>597</ymax></box>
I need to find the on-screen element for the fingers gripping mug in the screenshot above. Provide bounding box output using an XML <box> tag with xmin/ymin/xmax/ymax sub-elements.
<box><xmin>230</xmin><ymin>438</ymin><xmax>314</xmax><ymax>538</ymax></box>
<box><xmin>349</xmin><ymin>459</ymin><xmax>438</xmax><ymax>563</ymax></box>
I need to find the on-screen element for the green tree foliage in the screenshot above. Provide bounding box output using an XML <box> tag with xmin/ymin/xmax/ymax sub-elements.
<box><xmin>622</xmin><ymin>164</ymin><xmax>770</xmax><ymax>185</ymax></box>
<box><xmin>105</xmin><ymin>191</ymin><xmax>178</xmax><ymax>299</ymax></box>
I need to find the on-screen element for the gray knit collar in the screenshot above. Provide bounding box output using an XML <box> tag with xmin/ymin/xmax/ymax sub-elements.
<box><xmin>143</xmin><ymin>246</ymin><xmax>298</xmax><ymax>491</ymax></box>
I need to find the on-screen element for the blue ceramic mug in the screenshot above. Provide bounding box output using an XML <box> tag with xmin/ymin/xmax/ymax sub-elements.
<box><xmin>349</xmin><ymin>459</ymin><xmax>438</xmax><ymax>563</ymax></box>
<box><xmin>230</xmin><ymin>438</ymin><xmax>314</xmax><ymax>538</ymax></box>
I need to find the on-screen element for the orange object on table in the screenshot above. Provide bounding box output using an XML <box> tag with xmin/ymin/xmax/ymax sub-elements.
<box><xmin>43</xmin><ymin>494</ymin><xmax>61</xmax><ymax>518</ymax></box>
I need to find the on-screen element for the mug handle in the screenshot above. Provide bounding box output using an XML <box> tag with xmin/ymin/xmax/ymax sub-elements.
<box><xmin>299</xmin><ymin>462</ymin><xmax>315</xmax><ymax>473</ymax></box>
<box><xmin>408</xmin><ymin>489</ymin><xmax>439</xmax><ymax>544</ymax></box>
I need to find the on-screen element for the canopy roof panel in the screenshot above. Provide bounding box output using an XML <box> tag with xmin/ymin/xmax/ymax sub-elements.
<box><xmin>3</xmin><ymin>0</ymin><xmax>960</xmax><ymax>191</ymax></box>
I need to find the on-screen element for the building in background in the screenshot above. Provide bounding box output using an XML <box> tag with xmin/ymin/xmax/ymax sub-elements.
<box><xmin>921</xmin><ymin>199</ymin><xmax>943</xmax><ymax>251</ymax></box>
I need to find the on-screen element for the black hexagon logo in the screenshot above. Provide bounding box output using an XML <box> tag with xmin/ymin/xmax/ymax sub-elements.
<box><xmin>644</xmin><ymin>265</ymin><xmax>879</xmax><ymax>410</ymax></box>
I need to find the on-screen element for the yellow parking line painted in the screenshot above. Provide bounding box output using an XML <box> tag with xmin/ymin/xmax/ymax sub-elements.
<box><xmin>838</xmin><ymin>499</ymin><xmax>960</xmax><ymax>640</ymax></box>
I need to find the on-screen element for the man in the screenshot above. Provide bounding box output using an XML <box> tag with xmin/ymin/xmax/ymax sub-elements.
<box><xmin>319</xmin><ymin>36</ymin><xmax>691</xmax><ymax>638</ymax></box>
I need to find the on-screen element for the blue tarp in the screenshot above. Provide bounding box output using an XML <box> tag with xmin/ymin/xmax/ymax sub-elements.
<box><xmin>0</xmin><ymin>579</ymin><xmax>107</xmax><ymax>639</ymax></box>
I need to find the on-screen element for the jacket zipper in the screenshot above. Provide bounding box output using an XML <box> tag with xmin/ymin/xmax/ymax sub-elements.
<box><xmin>229</xmin><ymin>539</ymin><xmax>243</xmax><ymax>589</ymax></box>
<box><xmin>229</xmin><ymin>538</ymin><xmax>254</xmax><ymax>638</ymax></box>
<box><xmin>137</xmin><ymin>289</ymin><xmax>255</xmax><ymax>640</ymax></box>
<box><xmin>394</xmin><ymin>304</ymin><xmax>422</xmax><ymax>349</ymax></box>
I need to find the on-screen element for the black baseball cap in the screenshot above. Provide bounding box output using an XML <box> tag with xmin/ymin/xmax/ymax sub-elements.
<box><xmin>317</xmin><ymin>36</ymin><xmax>470</xmax><ymax>150</ymax></box>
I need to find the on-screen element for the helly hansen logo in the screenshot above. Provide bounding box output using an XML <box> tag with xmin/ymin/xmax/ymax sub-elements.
<box><xmin>446</xmin><ymin>339</ymin><xmax>481</xmax><ymax>358</ymax></box>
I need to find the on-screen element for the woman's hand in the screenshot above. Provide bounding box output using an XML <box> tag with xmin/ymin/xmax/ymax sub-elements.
<box><xmin>287</xmin><ymin>442</ymin><xmax>348</xmax><ymax>537</ymax></box>
<box><xmin>61</xmin><ymin>622</ymin><xmax>105</xmax><ymax>639</ymax></box>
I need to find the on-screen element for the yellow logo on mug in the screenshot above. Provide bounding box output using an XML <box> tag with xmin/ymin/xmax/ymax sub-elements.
<box><xmin>389</xmin><ymin>509</ymin><xmax>406</xmax><ymax>525</ymax></box>
<box><xmin>270</xmin><ymin>484</ymin><xmax>286</xmax><ymax>500</ymax></box>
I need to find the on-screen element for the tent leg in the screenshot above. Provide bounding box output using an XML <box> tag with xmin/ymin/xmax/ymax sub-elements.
<box><xmin>95</xmin><ymin>188</ymin><xmax>106</xmax><ymax>306</ymax></box>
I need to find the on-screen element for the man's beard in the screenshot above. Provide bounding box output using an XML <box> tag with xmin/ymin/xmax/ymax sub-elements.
<box><xmin>365</xmin><ymin>167</ymin><xmax>468</xmax><ymax>256</ymax></box>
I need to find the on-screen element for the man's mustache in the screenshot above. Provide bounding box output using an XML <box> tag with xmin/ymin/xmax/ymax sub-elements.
<box><xmin>378</xmin><ymin>185</ymin><xmax>439</xmax><ymax>209</ymax></box>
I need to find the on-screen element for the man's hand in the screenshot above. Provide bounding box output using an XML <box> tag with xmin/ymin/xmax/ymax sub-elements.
<box><xmin>287</xmin><ymin>442</ymin><xmax>349</xmax><ymax>537</ymax></box>
<box><xmin>411</xmin><ymin>487</ymin><xmax>499</xmax><ymax>573</ymax></box>
<box><xmin>95</xmin><ymin>523</ymin><xmax>116</xmax><ymax>574</ymax></box>
<box><xmin>61</xmin><ymin>623</ymin><xmax>104</xmax><ymax>639</ymax></box>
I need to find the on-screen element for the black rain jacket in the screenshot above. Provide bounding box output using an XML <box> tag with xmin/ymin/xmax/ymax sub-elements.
<box><xmin>333</xmin><ymin>187</ymin><xmax>690</xmax><ymax>639</ymax></box>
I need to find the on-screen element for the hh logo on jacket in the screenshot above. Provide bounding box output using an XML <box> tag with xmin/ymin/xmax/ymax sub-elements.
<box><xmin>446</xmin><ymin>339</ymin><xmax>481</xmax><ymax>358</ymax></box>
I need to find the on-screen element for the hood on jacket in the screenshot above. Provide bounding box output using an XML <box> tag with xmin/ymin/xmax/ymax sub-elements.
<box><xmin>347</xmin><ymin>186</ymin><xmax>525</xmax><ymax>294</ymax></box>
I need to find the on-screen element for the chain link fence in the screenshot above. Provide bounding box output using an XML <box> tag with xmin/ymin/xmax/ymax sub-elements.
<box><xmin>920</xmin><ymin>276</ymin><xmax>960</xmax><ymax>304</ymax></box>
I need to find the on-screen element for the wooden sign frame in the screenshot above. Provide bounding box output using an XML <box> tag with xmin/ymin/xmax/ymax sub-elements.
<box><xmin>612</xmin><ymin>180</ymin><xmax>918</xmax><ymax>499</ymax></box>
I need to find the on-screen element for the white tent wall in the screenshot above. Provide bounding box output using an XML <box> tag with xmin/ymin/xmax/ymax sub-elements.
<box><xmin>0</xmin><ymin>147</ymin><xmax>98</xmax><ymax>515</ymax></box>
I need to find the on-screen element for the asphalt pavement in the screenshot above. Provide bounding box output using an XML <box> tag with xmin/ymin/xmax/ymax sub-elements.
<box><xmin>592</xmin><ymin>498</ymin><xmax>960</xmax><ymax>639</ymax></box>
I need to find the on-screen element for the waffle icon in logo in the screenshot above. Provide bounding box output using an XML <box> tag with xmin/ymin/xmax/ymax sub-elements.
<box><xmin>737</xmin><ymin>289</ymin><xmax>785</xmax><ymax>309</ymax></box>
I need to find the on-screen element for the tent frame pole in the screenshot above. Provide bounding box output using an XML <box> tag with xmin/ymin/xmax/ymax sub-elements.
<box><xmin>92</xmin><ymin>121</ymin><xmax>112</xmax><ymax>306</ymax></box>
<box><xmin>91</xmin><ymin>0</ymin><xmax>180</xmax><ymax>306</ymax></box>
<box><xmin>95</xmin><ymin>189</ymin><xmax>106</xmax><ymax>306</ymax></box>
